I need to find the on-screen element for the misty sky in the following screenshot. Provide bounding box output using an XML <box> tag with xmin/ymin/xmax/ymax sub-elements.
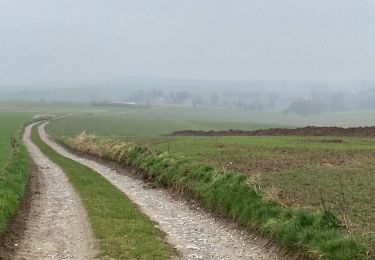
<box><xmin>0</xmin><ymin>0</ymin><xmax>374</xmax><ymax>86</ymax></box>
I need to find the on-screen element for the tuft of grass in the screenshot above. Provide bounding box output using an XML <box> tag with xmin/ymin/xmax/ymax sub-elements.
<box><xmin>62</xmin><ymin>133</ymin><xmax>368</xmax><ymax>259</ymax></box>
<box><xmin>31</xmin><ymin>124</ymin><xmax>174</xmax><ymax>259</ymax></box>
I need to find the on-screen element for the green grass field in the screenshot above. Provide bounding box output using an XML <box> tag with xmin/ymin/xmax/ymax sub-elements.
<box><xmin>154</xmin><ymin>136</ymin><xmax>375</xmax><ymax>249</ymax></box>
<box><xmin>61</xmin><ymin>131</ymin><xmax>366</xmax><ymax>259</ymax></box>
<box><xmin>0</xmin><ymin>113</ymin><xmax>29</xmax><ymax>166</ymax></box>
<box><xmin>0</xmin><ymin>112</ymin><xmax>30</xmax><ymax>237</ymax></box>
<box><xmin>0</xmin><ymin>101</ymin><xmax>93</xmax><ymax>114</ymax></box>
<box><xmin>44</xmin><ymin>106</ymin><xmax>375</xmax><ymax>258</ymax></box>
<box><xmin>48</xmin><ymin>107</ymin><xmax>292</xmax><ymax>137</ymax></box>
<box><xmin>3</xmin><ymin>91</ymin><xmax>375</xmax><ymax>258</ymax></box>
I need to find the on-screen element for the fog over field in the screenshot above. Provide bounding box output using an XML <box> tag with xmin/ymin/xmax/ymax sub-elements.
<box><xmin>1</xmin><ymin>1</ymin><xmax>375</xmax><ymax>114</ymax></box>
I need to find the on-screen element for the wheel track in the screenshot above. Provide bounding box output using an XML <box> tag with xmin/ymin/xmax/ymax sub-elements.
<box><xmin>9</xmin><ymin>124</ymin><xmax>97</xmax><ymax>260</ymax></box>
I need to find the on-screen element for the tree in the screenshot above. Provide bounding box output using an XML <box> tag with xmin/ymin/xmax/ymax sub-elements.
<box><xmin>210</xmin><ymin>93</ymin><xmax>220</xmax><ymax>106</ymax></box>
<box><xmin>170</xmin><ymin>91</ymin><xmax>192</xmax><ymax>104</ymax></box>
<box><xmin>286</xmin><ymin>95</ymin><xmax>326</xmax><ymax>115</ymax></box>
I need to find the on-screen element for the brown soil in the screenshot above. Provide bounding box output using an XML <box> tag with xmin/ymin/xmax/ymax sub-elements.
<box><xmin>0</xmin><ymin>162</ymin><xmax>41</xmax><ymax>260</ymax></box>
<box><xmin>169</xmin><ymin>126</ymin><xmax>375</xmax><ymax>137</ymax></box>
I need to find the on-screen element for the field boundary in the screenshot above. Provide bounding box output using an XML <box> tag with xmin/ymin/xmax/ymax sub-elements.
<box><xmin>57</xmin><ymin>131</ymin><xmax>368</xmax><ymax>259</ymax></box>
<box><xmin>169</xmin><ymin>126</ymin><xmax>375</xmax><ymax>137</ymax></box>
<box><xmin>0</xmin><ymin>123</ymin><xmax>31</xmax><ymax>259</ymax></box>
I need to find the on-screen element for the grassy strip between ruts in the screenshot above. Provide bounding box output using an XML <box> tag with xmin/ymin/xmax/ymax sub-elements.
<box><xmin>0</xmin><ymin>127</ymin><xmax>29</xmax><ymax>238</ymax></box>
<box><xmin>62</xmin><ymin>132</ymin><xmax>369</xmax><ymax>260</ymax></box>
<box><xmin>31</xmin><ymin>124</ymin><xmax>175</xmax><ymax>259</ymax></box>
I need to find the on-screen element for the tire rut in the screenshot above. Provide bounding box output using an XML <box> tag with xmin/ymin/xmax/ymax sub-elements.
<box><xmin>11</xmin><ymin>124</ymin><xmax>97</xmax><ymax>260</ymax></box>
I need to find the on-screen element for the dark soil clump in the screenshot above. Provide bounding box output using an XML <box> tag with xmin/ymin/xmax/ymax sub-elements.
<box><xmin>169</xmin><ymin>126</ymin><xmax>375</xmax><ymax>137</ymax></box>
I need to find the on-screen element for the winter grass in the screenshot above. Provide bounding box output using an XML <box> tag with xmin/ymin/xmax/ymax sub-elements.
<box><xmin>61</xmin><ymin>132</ymin><xmax>368</xmax><ymax>259</ymax></box>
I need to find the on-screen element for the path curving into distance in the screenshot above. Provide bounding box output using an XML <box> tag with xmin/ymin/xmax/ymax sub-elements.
<box><xmin>39</xmin><ymin>122</ymin><xmax>287</xmax><ymax>260</ymax></box>
<box><xmin>13</xmin><ymin>123</ymin><xmax>97</xmax><ymax>260</ymax></box>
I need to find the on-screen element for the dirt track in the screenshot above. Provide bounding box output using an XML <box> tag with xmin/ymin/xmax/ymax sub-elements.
<box><xmin>170</xmin><ymin>126</ymin><xmax>375</xmax><ymax>137</ymax></box>
<box><xmin>6</xmin><ymin>124</ymin><xmax>97</xmax><ymax>260</ymax></box>
<box><xmin>39</xmin><ymin>122</ymin><xmax>289</xmax><ymax>260</ymax></box>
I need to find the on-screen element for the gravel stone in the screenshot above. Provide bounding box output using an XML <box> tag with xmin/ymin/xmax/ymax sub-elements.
<box><xmin>15</xmin><ymin>123</ymin><xmax>97</xmax><ymax>260</ymax></box>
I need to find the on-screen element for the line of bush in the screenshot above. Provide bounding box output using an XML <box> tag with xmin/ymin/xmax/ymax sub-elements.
<box><xmin>61</xmin><ymin>132</ymin><xmax>368</xmax><ymax>259</ymax></box>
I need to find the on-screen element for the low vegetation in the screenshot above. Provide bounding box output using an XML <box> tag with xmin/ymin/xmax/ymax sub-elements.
<box><xmin>47</xmin><ymin>111</ymin><xmax>375</xmax><ymax>256</ymax></box>
<box><xmin>46</xmin><ymin>109</ymin><xmax>375</xmax><ymax>258</ymax></box>
<box><xmin>154</xmin><ymin>135</ymin><xmax>375</xmax><ymax>247</ymax></box>
<box><xmin>31</xmin><ymin>124</ymin><xmax>175</xmax><ymax>259</ymax></box>
<box><xmin>47</xmin><ymin>107</ymin><xmax>292</xmax><ymax>137</ymax></box>
<box><xmin>61</xmin><ymin>132</ymin><xmax>368</xmax><ymax>259</ymax></box>
<box><xmin>0</xmin><ymin>113</ymin><xmax>30</xmax><ymax>237</ymax></box>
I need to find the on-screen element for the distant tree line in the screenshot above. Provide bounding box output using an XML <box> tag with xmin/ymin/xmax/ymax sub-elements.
<box><xmin>121</xmin><ymin>87</ymin><xmax>375</xmax><ymax>115</ymax></box>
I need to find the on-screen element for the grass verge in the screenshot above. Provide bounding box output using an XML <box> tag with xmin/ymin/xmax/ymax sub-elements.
<box><xmin>0</xmin><ymin>129</ymin><xmax>30</xmax><ymax>237</ymax></box>
<box><xmin>31</xmin><ymin>124</ymin><xmax>174</xmax><ymax>259</ymax></box>
<box><xmin>63</xmin><ymin>132</ymin><xmax>368</xmax><ymax>259</ymax></box>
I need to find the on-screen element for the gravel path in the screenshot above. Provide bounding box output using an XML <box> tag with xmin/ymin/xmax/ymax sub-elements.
<box><xmin>15</xmin><ymin>124</ymin><xmax>97</xmax><ymax>260</ymax></box>
<box><xmin>40</xmin><ymin>122</ymin><xmax>286</xmax><ymax>260</ymax></box>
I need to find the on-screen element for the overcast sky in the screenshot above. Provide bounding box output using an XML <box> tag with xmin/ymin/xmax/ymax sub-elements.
<box><xmin>0</xmin><ymin>0</ymin><xmax>374</xmax><ymax>86</ymax></box>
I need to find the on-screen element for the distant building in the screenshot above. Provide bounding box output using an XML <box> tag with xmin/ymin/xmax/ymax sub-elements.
<box><xmin>91</xmin><ymin>101</ymin><xmax>147</xmax><ymax>109</ymax></box>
